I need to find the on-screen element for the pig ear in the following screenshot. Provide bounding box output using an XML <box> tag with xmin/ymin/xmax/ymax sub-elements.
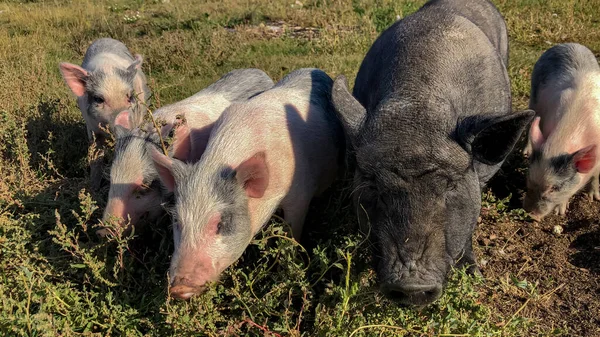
<box><xmin>188</xmin><ymin>126</ymin><xmax>214</xmax><ymax>162</ymax></box>
<box><xmin>529</xmin><ymin>116</ymin><xmax>545</xmax><ymax>150</ymax></box>
<box><xmin>171</xmin><ymin>124</ymin><xmax>192</xmax><ymax>162</ymax></box>
<box><xmin>573</xmin><ymin>144</ymin><xmax>597</xmax><ymax>173</ymax></box>
<box><xmin>168</xmin><ymin>123</ymin><xmax>213</xmax><ymax>163</ymax></box>
<box><xmin>59</xmin><ymin>62</ymin><xmax>88</xmax><ymax>97</ymax></box>
<box><xmin>150</xmin><ymin>146</ymin><xmax>178</xmax><ymax>193</ymax></box>
<box><xmin>114</xmin><ymin>111</ymin><xmax>131</xmax><ymax>129</ymax></box>
<box><xmin>469</xmin><ymin>110</ymin><xmax>535</xmax><ymax>165</ymax></box>
<box><xmin>234</xmin><ymin>152</ymin><xmax>269</xmax><ymax>198</ymax></box>
<box><xmin>331</xmin><ymin>75</ymin><xmax>367</xmax><ymax>143</ymax></box>
<box><xmin>127</xmin><ymin>54</ymin><xmax>143</xmax><ymax>73</ymax></box>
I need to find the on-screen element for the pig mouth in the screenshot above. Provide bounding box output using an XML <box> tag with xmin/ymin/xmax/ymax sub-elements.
<box><xmin>381</xmin><ymin>282</ymin><xmax>443</xmax><ymax>307</ymax></box>
<box><xmin>169</xmin><ymin>283</ymin><xmax>208</xmax><ymax>300</ymax></box>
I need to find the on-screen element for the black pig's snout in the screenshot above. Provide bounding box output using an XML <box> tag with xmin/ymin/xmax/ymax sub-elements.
<box><xmin>381</xmin><ymin>281</ymin><xmax>442</xmax><ymax>306</ymax></box>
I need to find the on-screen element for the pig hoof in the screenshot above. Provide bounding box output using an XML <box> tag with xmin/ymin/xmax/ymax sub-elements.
<box><xmin>465</xmin><ymin>264</ymin><xmax>482</xmax><ymax>278</ymax></box>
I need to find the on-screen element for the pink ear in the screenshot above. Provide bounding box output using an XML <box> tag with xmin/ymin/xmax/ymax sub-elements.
<box><xmin>59</xmin><ymin>62</ymin><xmax>88</xmax><ymax>97</ymax></box>
<box><xmin>171</xmin><ymin>124</ymin><xmax>192</xmax><ymax>162</ymax></box>
<box><xmin>574</xmin><ymin>144</ymin><xmax>597</xmax><ymax>173</ymax></box>
<box><xmin>529</xmin><ymin>116</ymin><xmax>545</xmax><ymax>150</ymax></box>
<box><xmin>188</xmin><ymin>125</ymin><xmax>214</xmax><ymax>163</ymax></box>
<box><xmin>132</xmin><ymin>54</ymin><xmax>143</xmax><ymax>70</ymax></box>
<box><xmin>235</xmin><ymin>152</ymin><xmax>269</xmax><ymax>198</ymax></box>
<box><xmin>150</xmin><ymin>147</ymin><xmax>176</xmax><ymax>192</ymax></box>
<box><xmin>114</xmin><ymin>111</ymin><xmax>131</xmax><ymax>129</ymax></box>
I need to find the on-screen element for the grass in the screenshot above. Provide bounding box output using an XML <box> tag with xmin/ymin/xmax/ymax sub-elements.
<box><xmin>0</xmin><ymin>0</ymin><xmax>599</xmax><ymax>336</ymax></box>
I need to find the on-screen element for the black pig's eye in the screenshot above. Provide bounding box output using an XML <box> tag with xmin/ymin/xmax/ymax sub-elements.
<box><xmin>93</xmin><ymin>96</ymin><xmax>104</xmax><ymax>104</ymax></box>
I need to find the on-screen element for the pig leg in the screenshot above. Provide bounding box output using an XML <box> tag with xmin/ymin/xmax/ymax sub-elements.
<box><xmin>523</xmin><ymin>138</ymin><xmax>533</xmax><ymax>157</ymax></box>
<box><xmin>456</xmin><ymin>236</ymin><xmax>482</xmax><ymax>277</ymax></box>
<box><xmin>585</xmin><ymin>172</ymin><xmax>600</xmax><ymax>201</ymax></box>
<box><xmin>554</xmin><ymin>202</ymin><xmax>568</xmax><ymax>215</ymax></box>
<box><xmin>281</xmin><ymin>197</ymin><xmax>311</xmax><ymax>241</ymax></box>
<box><xmin>90</xmin><ymin>154</ymin><xmax>105</xmax><ymax>192</ymax></box>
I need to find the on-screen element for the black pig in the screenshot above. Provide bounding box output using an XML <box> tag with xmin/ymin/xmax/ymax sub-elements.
<box><xmin>332</xmin><ymin>0</ymin><xmax>534</xmax><ymax>306</ymax></box>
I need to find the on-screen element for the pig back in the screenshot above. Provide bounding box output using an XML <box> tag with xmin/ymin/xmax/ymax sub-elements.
<box><xmin>353</xmin><ymin>3</ymin><xmax>511</xmax><ymax>135</ymax></box>
<box><xmin>421</xmin><ymin>0</ymin><xmax>508</xmax><ymax>65</ymax></box>
<box><xmin>273</xmin><ymin>69</ymin><xmax>343</xmax><ymax>191</ymax></box>
<box><xmin>203</xmin><ymin>69</ymin><xmax>342</xmax><ymax>194</ymax></box>
<box><xmin>82</xmin><ymin>38</ymin><xmax>135</xmax><ymax>67</ymax></box>
<box><xmin>530</xmin><ymin>43</ymin><xmax>600</xmax><ymax>107</ymax></box>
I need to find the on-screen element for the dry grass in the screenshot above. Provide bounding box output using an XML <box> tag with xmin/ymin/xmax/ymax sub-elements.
<box><xmin>1</xmin><ymin>0</ymin><xmax>599</xmax><ymax>336</ymax></box>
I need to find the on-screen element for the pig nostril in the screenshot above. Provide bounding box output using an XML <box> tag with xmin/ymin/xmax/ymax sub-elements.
<box><xmin>169</xmin><ymin>281</ymin><xmax>208</xmax><ymax>300</ymax></box>
<box><xmin>382</xmin><ymin>283</ymin><xmax>442</xmax><ymax>306</ymax></box>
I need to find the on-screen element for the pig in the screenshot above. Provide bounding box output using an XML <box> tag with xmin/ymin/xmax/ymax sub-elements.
<box><xmin>59</xmin><ymin>38</ymin><xmax>151</xmax><ymax>189</ymax></box>
<box><xmin>523</xmin><ymin>43</ymin><xmax>600</xmax><ymax>221</ymax></box>
<box><xmin>100</xmin><ymin>69</ymin><xmax>274</xmax><ymax>234</ymax></box>
<box><xmin>330</xmin><ymin>0</ymin><xmax>534</xmax><ymax>306</ymax></box>
<box><xmin>149</xmin><ymin>68</ymin><xmax>343</xmax><ymax>300</ymax></box>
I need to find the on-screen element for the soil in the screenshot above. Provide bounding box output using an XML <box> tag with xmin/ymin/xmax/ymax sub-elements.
<box><xmin>478</xmin><ymin>152</ymin><xmax>600</xmax><ymax>336</ymax></box>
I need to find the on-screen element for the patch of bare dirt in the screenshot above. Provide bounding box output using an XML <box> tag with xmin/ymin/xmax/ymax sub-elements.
<box><xmin>477</xmin><ymin>157</ymin><xmax>600</xmax><ymax>336</ymax></box>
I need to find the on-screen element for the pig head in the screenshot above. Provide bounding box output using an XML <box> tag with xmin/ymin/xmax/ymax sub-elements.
<box><xmin>59</xmin><ymin>38</ymin><xmax>150</xmax><ymax>143</ymax></box>
<box><xmin>150</xmin><ymin>148</ymin><xmax>268</xmax><ymax>300</ymax></box>
<box><xmin>334</xmin><ymin>77</ymin><xmax>533</xmax><ymax>305</ymax></box>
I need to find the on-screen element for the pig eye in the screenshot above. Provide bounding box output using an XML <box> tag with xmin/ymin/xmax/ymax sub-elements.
<box><xmin>133</xmin><ymin>185</ymin><xmax>151</xmax><ymax>198</ymax></box>
<box><xmin>127</xmin><ymin>93</ymin><xmax>136</xmax><ymax>104</ymax></box>
<box><xmin>216</xmin><ymin>222</ymin><xmax>223</xmax><ymax>234</ymax></box>
<box><xmin>550</xmin><ymin>185</ymin><xmax>560</xmax><ymax>192</ymax></box>
<box><xmin>92</xmin><ymin>95</ymin><xmax>104</xmax><ymax>104</ymax></box>
<box><xmin>446</xmin><ymin>179</ymin><xmax>458</xmax><ymax>190</ymax></box>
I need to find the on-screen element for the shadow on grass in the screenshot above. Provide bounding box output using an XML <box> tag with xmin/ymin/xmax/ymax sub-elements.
<box><xmin>24</xmin><ymin>97</ymin><xmax>88</xmax><ymax>179</ymax></box>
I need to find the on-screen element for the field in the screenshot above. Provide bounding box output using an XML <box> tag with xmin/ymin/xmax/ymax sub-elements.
<box><xmin>1</xmin><ymin>0</ymin><xmax>599</xmax><ymax>336</ymax></box>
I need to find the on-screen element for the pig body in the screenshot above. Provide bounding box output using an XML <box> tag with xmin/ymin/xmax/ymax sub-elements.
<box><xmin>151</xmin><ymin>68</ymin><xmax>342</xmax><ymax>300</ymax></box>
<box><xmin>59</xmin><ymin>38</ymin><xmax>151</xmax><ymax>190</ymax></box>
<box><xmin>523</xmin><ymin>43</ymin><xmax>600</xmax><ymax>220</ymax></box>
<box><xmin>331</xmin><ymin>0</ymin><xmax>533</xmax><ymax>306</ymax></box>
<box><xmin>101</xmin><ymin>69</ymin><xmax>274</xmax><ymax>233</ymax></box>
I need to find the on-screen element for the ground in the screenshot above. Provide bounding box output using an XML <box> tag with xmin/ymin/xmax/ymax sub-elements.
<box><xmin>0</xmin><ymin>0</ymin><xmax>599</xmax><ymax>336</ymax></box>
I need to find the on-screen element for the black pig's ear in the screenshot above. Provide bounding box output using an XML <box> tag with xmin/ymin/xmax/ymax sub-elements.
<box><xmin>331</xmin><ymin>75</ymin><xmax>367</xmax><ymax>145</ymax></box>
<box><xmin>460</xmin><ymin>110</ymin><xmax>535</xmax><ymax>165</ymax></box>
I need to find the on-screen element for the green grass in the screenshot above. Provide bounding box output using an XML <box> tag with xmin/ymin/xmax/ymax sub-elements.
<box><xmin>0</xmin><ymin>0</ymin><xmax>598</xmax><ymax>336</ymax></box>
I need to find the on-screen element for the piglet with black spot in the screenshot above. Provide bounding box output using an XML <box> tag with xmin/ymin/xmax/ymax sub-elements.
<box><xmin>150</xmin><ymin>69</ymin><xmax>343</xmax><ymax>300</ymax></box>
<box><xmin>100</xmin><ymin>69</ymin><xmax>274</xmax><ymax>235</ymax></box>
<box><xmin>524</xmin><ymin>43</ymin><xmax>600</xmax><ymax>220</ymax></box>
<box><xmin>59</xmin><ymin>38</ymin><xmax>151</xmax><ymax>188</ymax></box>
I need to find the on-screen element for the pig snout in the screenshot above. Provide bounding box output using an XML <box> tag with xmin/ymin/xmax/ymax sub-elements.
<box><xmin>523</xmin><ymin>193</ymin><xmax>550</xmax><ymax>221</ymax></box>
<box><xmin>168</xmin><ymin>251</ymin><xmax>220</xmax><ymax>300</ymax></box>
<box><xmin>169</xmin><ymin>276</ymin><xmax>208</xmax><ymax>300</ymax></box>
<box><xmin>377</xmin><ymin>255</ymin><xmax>448</xmax><ymax>306</ymax></box>
<box><xmin>381</xmin><ymin>281</ymin><xmax>443</xmax><ymax>306</ymax></box>
<box><xmin>101</xmin><ymin>199</ymin><xmax>138</xmax><ymax>230</ymax></box>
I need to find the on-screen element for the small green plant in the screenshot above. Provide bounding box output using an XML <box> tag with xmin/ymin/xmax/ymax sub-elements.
<box><xmin>1</xmin><ymin>0</ymin><xmax>596</xmax><ymax>335</ymax></box>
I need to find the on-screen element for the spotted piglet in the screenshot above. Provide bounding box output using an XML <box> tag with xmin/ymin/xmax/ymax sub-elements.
<box><xmin>524</xmin><ymin>43</ymin><xmax>600</xmax><ymax>220</ymax></box>
<box><xmin>100</xmin><ymin>69</ymin><xmax>274</xmax><ymax>235</ymax></box>
<box><xmin>59</xmin><ymin>38</ymin><xmax>151</xmax><ymax>189</ymax></box>
<box><xmin>150</xmin><ymin>69</ymin><xmax>343</xmax><ymax>300</ymax></box>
